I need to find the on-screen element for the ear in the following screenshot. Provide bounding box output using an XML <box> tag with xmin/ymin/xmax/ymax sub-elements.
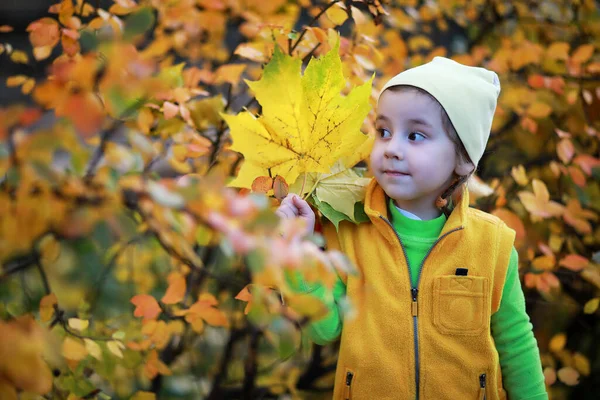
<box><xmin>454</xmin><ymin>160</ymin><xmax>475</xmax><ymax>177</ymax></box>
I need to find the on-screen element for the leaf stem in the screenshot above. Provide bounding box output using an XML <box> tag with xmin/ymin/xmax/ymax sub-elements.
<box><xmin>301</xmin><ymin>176</ymin><xmax>321</xmax><ymax>201</ymax></box>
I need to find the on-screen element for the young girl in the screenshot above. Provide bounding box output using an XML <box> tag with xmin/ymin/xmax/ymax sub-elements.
<box><xmin>276</xmin><ymin>57</ymin><xmax>548</xmax><ymax>400</ymax></box>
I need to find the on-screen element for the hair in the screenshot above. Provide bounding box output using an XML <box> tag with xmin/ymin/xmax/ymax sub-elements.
<box><xmin>385</xmin><ymin>85</ymin><xmax>474</xmax><ymax>216</ymax></box>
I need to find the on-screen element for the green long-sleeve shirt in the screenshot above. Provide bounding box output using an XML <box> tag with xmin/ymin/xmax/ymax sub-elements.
<box><xmin>295</xmin><ymin>201</ymin><xmax>548</xmax><ymax>400</ymax></box>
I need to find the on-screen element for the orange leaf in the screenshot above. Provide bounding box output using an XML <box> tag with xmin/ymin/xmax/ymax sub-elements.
<box><xmin>563</xmin><ymin>199</ymin><xmax>596</xmax><ymax>234</ymax></box>
<box><xmin>557</xmin><ymin>139</ymin><xmax>574</xmax><ymax>164</ymax></box>
<box><xmin>161</xmin><ymin>272</ymin><xmax>186</xmax><ymax>305</ymax></box>
<box><xmin>26</xmin><ymin>18</ymin><xmax>60</xmax><ymax>48</ymax></box>
<box><xmin>571</xmin><ymin>44</ymin><xmax>594</xmax><ymax>64</ymax></box>
<box><xmin>251</xmin><ymin>176</ymin><xmax>273</xmax><ymax>193</ymax></box>
<box><xmin>557</xmin><ymin>367</ymin><xmax>579</xmax><ymax>386</ymax></box>
<box><xmin>568</xmin><ymin>166</ymin><xmax>586</xmax><ymax>187</ymax></box>
<box><xmin>491</xmin><ymin>208</ymin><xmax>526</xmax><ymax>244</ymax></box>
<box><xmin>559</xmin><ymin>254</ymin><xmax>589</xmax><ymax>271</ymax></box>
<box><xmin>573</xmin><ymin>154</ymin><xmax>600</xmax><ymax>175</ymax></box>
<box><xmin>520</xmin><ymin>117</ymin><xmax>538</xmax><ymax>134</ymax></box>
<box><xmin>527</xmin><ymin>74</ymin><xmax>545</xmax><ymax>89</ymax></box>
<box><xmin>215</xmin><ymin>64</ymin><xmax>247</xmax><ymax>85</ymax></box>
<box><xmin>131</xmin><ymin>294</ymin><xmax>161</xmax><ymax>320</ymax></box>
<box><xmin>57</xmin><ymin>92</ymin><xmax>105</xmax><ymax>137</ymax></box>
<box><xmin>273</xmin><ymin>175</ymin><xmax>289</xmax><ymax>200</ymax></box>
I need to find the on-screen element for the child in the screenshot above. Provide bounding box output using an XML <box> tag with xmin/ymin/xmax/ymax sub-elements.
<box><xmin>276</xmin><ymin>57</ymin><xmax>548</xmax><ymax>400</ymax></box>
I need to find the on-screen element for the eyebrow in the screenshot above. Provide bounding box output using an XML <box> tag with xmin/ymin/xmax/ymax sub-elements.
<box><xmin>407</xmin><ymin>118</ymin><xmax>433</xmax><ymax>128</ymax></box>
<box><xmin>375</xmin><ymin>115</ymin><xmax>433</xmax><ymax>128</ymax></box>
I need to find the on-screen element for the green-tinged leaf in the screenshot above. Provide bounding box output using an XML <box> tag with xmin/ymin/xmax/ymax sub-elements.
<box><xmin>123</xmin><ymin>7</ymin><xmax>155</xmax><ymax>41</ymax></box>
<box><xmin>354</xmin><ymin>202</ymin><xmax>370</xmax><ymax>223</ymax></box>
<box><xmin>311</xmin><ymin>194</ymin><xmax>353</xmax><ymax>230</ymax></box>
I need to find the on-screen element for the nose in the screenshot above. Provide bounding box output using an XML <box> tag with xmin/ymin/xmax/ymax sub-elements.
<box><xmin>383</xmin><ymin>135</ymin><xmax>404</xmax><ymax>160</ymax></box>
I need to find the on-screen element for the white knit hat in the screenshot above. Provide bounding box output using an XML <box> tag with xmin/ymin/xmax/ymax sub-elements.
<box><xmin>378</xmin><ymin>57</ymin><xmax>501</xmax><ymax>167</ymax></box>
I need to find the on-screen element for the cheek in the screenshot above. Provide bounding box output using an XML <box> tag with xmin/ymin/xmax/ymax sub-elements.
<box><xmin>369</xmin><ymin>145</ymin><xmax>383</xmax><ymax>167</ymax></box>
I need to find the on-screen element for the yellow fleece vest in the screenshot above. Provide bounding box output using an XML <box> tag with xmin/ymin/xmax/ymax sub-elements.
<box><xmin>324</xmin><ymin>179</ymin><xmax>515</xmax><ymax>400</ymax></box>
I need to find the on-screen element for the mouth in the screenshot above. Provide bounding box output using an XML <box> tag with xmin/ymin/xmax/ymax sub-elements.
<box><xmin>383</xmin><ymin>170</ymin><xmax>410</xmax><ymax>177</ymax></box>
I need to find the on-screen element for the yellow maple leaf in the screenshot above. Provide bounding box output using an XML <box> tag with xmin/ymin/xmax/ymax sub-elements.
<box><xmin>517</xmin><ymin>179</ymin><xmax>565</xmax><ymax>221</ymax></box>
<box><xmin>224</xmin><ymin>38</ymin><xmax>373</xmax><ymax>188</ymax></box>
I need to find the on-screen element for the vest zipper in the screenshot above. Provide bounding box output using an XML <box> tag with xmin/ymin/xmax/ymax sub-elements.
<box><xmin>344</xmin><ymin>371</ymin><xmax>354</xmax><ymax>399</ymax></box>
<box><xmin>478</xmin><ymin>373</ymin><xmax>487</xmax><ymax>400</ymax></box>
<box><xmin>380</xmin><ymin>215</ymin><xmax>463</xmax><ymax>400</ymax></box>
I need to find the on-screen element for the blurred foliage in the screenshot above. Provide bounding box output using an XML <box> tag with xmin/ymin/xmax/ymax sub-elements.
<box><xmin>0</xmin><ymin>0</ymin><xmax>599</xmax><ymax>399</ymax></box>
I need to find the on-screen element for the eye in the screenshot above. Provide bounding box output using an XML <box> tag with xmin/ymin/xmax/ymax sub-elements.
<box><xmin>408</xmin><ymin>131</ymin><xmax>426</xmax><ymax>141</ymax></box>
<box><xmin>377</xmin><ymin>128</ymin><xmax>391</xmax><ymax>139</ymax></box>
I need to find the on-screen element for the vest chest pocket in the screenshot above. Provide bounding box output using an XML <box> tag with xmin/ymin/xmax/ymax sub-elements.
<box><xmin>433</xmin><ymin>275</ymin><xmax>490</xmax><ymax>335</ymax></box>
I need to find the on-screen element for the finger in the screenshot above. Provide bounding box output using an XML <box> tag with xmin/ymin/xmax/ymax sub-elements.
<box><xmin>276</xmin><ymin>205</ymin><xmax>297</xmax><ymax>219</ymax></box>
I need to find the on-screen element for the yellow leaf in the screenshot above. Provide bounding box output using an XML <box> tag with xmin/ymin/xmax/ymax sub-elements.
<box><xmin>10</xmin><ymin>50</ymin><xmax>29</xmax><ymax>64</ymax></box>
<box><xmin>33</xmin><ymin>46</ymin><xmax>53</xmax><ymax>60</ymax></box>
<box><xmin>224</xmin><ymin>39</ymin><xmax>372</xmax><ymax>188</ymax></box>
<box><xmin>131</xmin><ymin>391</ymin><xmax>156</xmax><ymax>400</ymax></box>
<box><xmin>308</xmin><ymin>163</ymin><xmax>371</xmax><ymax>221</ymax></box>
<box><xmin>285</xmin><ymin>292</ymin><xmax>329</xmax><ymax>319</ymax></box>
<box><xmin>161</xmin><ymin>272</ymin><xmax>186</xmax><ymax>305</ymax></box>
<box><xmin>549</xmin><ymin>333</ymin><xmax>566</xmax><ymax>352</ymax></box>
<box><xmin>67</xmin><ymin>318</ymin><xmax>89</xmax><ymax>332</ymax></box>
<box><xmin>107</xmin><ymin>340</ymin><xmax>124</xmax><ymax>358</ymax></box>
<box><xmin>511</xmin><ymin>165</ymin><xmax>529</xmax><ymax>186</ymax></box>
<box><xmin>39</xmin><ymin>293</ymin><xmax>57</xmax><ymax>322</ymax></box>
<box><xmin>557</xmin><ymin>139</ymin><xmax>574</xmax><ymax>164</ymax></box>
<box><xmin>547</xmin><ymin>42</ymin><xmax>570</xmax><ymax>61</ymax></box>
<box><xmin>532</xmin><ymin>255</ymin><xmax>555</xmax><ymax>270</ymax></box>
<box><xmin>527</xmin><ymin>102</ymin><xmax>552</xmax><ymax>118</ymax></box>
<box><xmin>573</xmin><ymin>353</ymin><xmax>591</xmax><ymax>376</ymax></box>
<box><xmin>38</xmin><ymin>235</ymin><xmax>60</xmax><ymax>264</ymax></box>
<box><xmin>83</xmin><ymin>339</ymin><xmax>102</xmax><ymax>360</ymax></box>
<box><xmin>517</xmin><ymin>179</ymin><xmax>564</xmax><ymax>221</ymax></box>
<box><xmin>6</xmin><ymin>75</ymin><xmax>28</xmax><ymax>87</ymax></box>
<box><xmin>62</xmin><ymin>337</ymin><xmax>88</xmax><ymax>361</ymax></box>
<box><xmin>21</xmin><ymin>78</ymin><xmax>35</xmax><ymax>94</ymax></box>
<box><xmin>557</xmin><ymin>367</ymin><xmax>579</xmax><ymax>386</ymax></box>
<box><xmin>583</xmin><ymin>298</ymin><xmax>599</xmax><ymax>314</ymax></box>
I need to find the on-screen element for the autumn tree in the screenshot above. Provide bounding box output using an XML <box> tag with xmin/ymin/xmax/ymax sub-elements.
<box><xmin>0</xmin><ymin>0</ymin><xmax>599</xmax><ymax>399</ymax></box>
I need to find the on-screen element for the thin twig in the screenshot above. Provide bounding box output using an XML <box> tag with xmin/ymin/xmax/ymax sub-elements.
<box><xmin>289</xmin><ymin>0</ymin><xmax>340</xmax><ymax>55</ymax></box>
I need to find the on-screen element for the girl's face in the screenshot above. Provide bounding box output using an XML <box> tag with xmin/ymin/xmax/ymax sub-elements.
<box><xmin>370</xmin><ymin>89</ymin><xmax>472</xmax><ymax>220</ymax></box>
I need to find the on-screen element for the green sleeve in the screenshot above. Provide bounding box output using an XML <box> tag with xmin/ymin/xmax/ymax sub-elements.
<box><xmin>286</xmin><ymin>272</ymin><xmax>346</xmax><ymax>345</ymax></box>
<box><xmin>491</xmin><ymin>247</ymin><xmax>548</xmax><ymax>400</ymax></box>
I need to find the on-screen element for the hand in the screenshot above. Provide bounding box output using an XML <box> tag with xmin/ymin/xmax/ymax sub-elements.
<box><xmin>275</xmin><ymin>194</ymin><xmax>316</xmax><ymax>236</ymax></box>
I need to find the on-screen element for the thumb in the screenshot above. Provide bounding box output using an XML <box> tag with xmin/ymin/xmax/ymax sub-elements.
<box><xmin>291</xmin><ymin>195</ymin><xmax>313</xmax><ymax>217</ymax></box>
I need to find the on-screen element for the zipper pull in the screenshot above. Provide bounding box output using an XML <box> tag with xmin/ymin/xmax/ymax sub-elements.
<box><xmin>344</xmin><ymin>371</ymin><xmax>354</xmax><ymax>399</ymax></box>
<box><xmin>478</xmin><ymin>373</ymin><xmax>486</xmax><ymax>400</ymax></box>
<box><xmin>411</xmin><ymin>288</ymin><xmax>418</xmax><ymax>317</ymax></box>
